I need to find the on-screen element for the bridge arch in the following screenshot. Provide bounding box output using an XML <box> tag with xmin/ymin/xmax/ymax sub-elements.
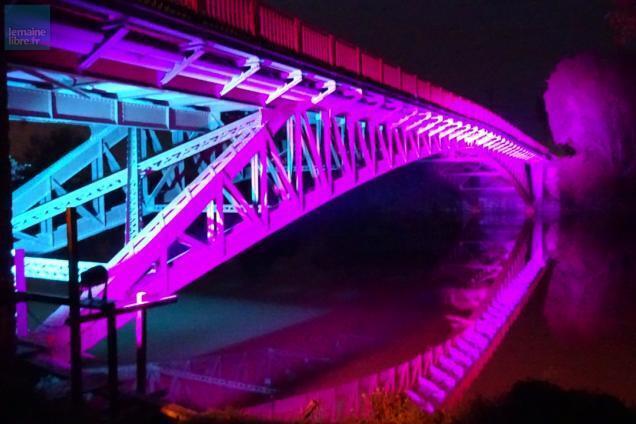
<box><xmin>6</xmin><ymin>0</ymin><xmax>549</xmax><ymax>361</ymax></box>
<box><xmin>34</xmin><ymin>100</ymin><xmax>542</xmax><ymax>357</ymax></box>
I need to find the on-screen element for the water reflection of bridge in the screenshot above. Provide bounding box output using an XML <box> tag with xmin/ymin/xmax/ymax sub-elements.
<box><xmin>112</xmin><ymin>216</ymin><xmax>546</xmax><ymax>421</ymax></box>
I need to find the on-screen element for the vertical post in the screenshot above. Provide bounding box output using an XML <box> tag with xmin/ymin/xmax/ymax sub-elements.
<box><xmin>286</xmin><ymin>118</ymin><xmax>293</xmax><ymax>180</ymax></box>
<box><xmin>140</xmin><ymin>129</ymin><xmax>150</xmax><ymax>211</ymax></box>
<box><xmin>206</xmin><ymin>201</ymin><xmax>216</xmax><ymax>242</ymax></box>
<box><xmin>136</xmin><ymin>292</ymin><xmax>147</xmax><ymax>395</ymax></box>
<box><xmin>216</xmin><ymin>193</ymin><xmax>225</xmax><ymax>255</ymax></box>
<box><xmin>340</xmin><ymin>117</ymin><xmax>346</xmax><ymax>160</ymax></box>
<box><xmin>387</xmin><ymin>127</ymin><xmax>394</xmax><ymax>167</ymax></box>
<box><xmin>315</xmin><ymin>112</ymin><xmax>322</xmax><ymax>157</ymax></box>
<box><xmin>250</xmin><ymin>155</ymin><xmax>259</xmax><ymax>204</ymax></box>
<box><xmin>259</xmin><ymin>148</ymin><xmax>269</xmax><ymax>227</ymax></box>
<box><xmin>346</xmin><ymin>118</ymin><xmax>357</xmax><ymax>182</ymax></box>
<box><xmin>324</xmin><ymin>110</ymin><xmax>333</xmax><ymax>191</ymax></box>
<box><xmin>41</xmin><ymin>191</ymin><xmax>53</xmax><ymax>248</ymax></box>
<box><xmin>369</xmin><ymin>120</ymin><xmax>377</xmax><ymax>174</ymax></box>
<box><xmin>294</xmin><ymin>115</ymin><xmax>304</xmax><ymax>208</ymax></box>
<box><xmin>91</xmin><ymin>142</ymin><xmax>105</xmax><ymax>224</ymax></box>
<box><xmin>14</xmin><ymin>249</ymin><xmax>27</xmax><ymax>338</ymax></box>
<box><xmin>107</xmin><ymin>311</ymin><xmax>118</xmax><ymax>412</ymax></box>
<box><xmin>66</xmin><ymin>207</ymin><xmax>82</xmax><ymax>406</ymax></box>
<box><xmin>125</xmin><ymin>128</ymin><xmax>140</xmax><ymax>242</ymax></box>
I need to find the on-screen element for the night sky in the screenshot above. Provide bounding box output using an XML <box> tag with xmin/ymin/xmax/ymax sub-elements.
<box><xmin>263</xmin><ymin>0</ymin><xmax>613</xmax><ymax>142</ymax></box>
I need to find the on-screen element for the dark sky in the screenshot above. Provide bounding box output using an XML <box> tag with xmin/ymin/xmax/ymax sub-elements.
<box><xmin>263</xmin><ymin>0</ymin><xmax>613</xmax><ymax>142</ymax></box>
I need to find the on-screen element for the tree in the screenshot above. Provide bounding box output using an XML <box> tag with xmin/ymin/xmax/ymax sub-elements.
<box><xmin>607</xmin><ymin>0</ymin><xmax>636</xmax><ymax>49</ymax></box>
<box><xmin>544</xmin><ymin>53</ymin><xmax>636</xmax><ymax>209</ymax></box>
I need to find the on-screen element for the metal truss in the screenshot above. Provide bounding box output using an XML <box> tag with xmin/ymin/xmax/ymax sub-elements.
<box><xmin>11</xmin><ymin>100</ymin><xmax>261</xmax><ymax>253</ymax></box>
<box><xmin>35</xmin><ymin>92</ymin><xmax>542</xmax><ymax>359</ymax></box>
<box><xmin>9</xmin><ymin>0</ymin><xmax>549</xmax><ymax>363</ymax></box>
<box><xmin>10</xmin><ymin>0</ymin><xmax>546</xmax><ymax>257</ymax></box>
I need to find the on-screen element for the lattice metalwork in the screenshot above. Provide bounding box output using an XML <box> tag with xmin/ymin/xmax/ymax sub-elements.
<box><xmin>7</xmin><ymin>0</ymin><xmax>549</xmax><ymax>364</ymax></box>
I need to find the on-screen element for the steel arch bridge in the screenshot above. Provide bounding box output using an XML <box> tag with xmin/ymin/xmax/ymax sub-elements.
<box><xmin>9</xmin><ymin>0</ymin><xmax>549</xmax><ymax>370</ymax></box>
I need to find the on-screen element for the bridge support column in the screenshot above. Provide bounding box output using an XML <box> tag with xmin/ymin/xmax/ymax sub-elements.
<box><xmin>125</xmin><ymin>129</ymin><xmax>141</xmax><ymax>242</ymax></box>
<box><xmin>286</xmin><ymin>119</ymin><xmax>294</xmax><ymax>181</ymax></box>
<box><xmin>293</xmin><ymin>116</ymin><xmax>304</xmax><ymax>209</ymax></box>
<box><xmin>259</xmin><ymin>147</ymin><xmax>269</xmax><ymax>227</ymax></box>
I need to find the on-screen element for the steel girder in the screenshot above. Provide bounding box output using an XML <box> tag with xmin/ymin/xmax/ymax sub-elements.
<box><xmin>19</xmin><ymin>257</ymin><xmax>105</xmax><ymax>282</ymax></box>
<box><xmin>35</xmin><ymin>96</ymin><xmax>541</xmax><ymax>359</ymax></box>
<box><xmin>9</xmin><ymin>0</ymin><xmax>550</xmax><ymax>363</ymax></box>
<box><xmin>8</xmin><ymin>85</ymin><xmax>223</xmax><ymax>131</ymax></box>
<box><xmin>12</xmin><ymin>111</ymin><xmax>261</xmax><ymax>253</ymax></box>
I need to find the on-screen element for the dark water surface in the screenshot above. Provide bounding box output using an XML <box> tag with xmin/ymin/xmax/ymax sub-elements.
<box><xmin>467</xmin><ymin>217</ymin><xmax>636</xmax><ymax>407</ymax></box>
<box><xmin>78</xmin><ymin>163</ymin><xmax>636</xmax><ymax>411</ymax></box>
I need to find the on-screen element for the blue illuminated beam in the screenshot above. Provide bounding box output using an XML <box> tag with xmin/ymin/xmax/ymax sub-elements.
<box><xmin>12</xmin><ymin>255</ymin><xmax>105</xmax><ymax>282</ymax></box>
<box><xmin>11</xmin><ymin>112</ymin><xmax>263</xmax><ymax>233</ymax></box>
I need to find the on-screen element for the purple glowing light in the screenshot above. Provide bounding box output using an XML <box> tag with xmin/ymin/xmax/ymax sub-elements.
<box><xmin>10</xmin><ymin>0</ymin><xmax>548</xmax><ymax>374</ymax></box>
<box><xmin>241</xmin><ymin>223</ymin><xmax>546</xmax><ymax>421</ymax></box>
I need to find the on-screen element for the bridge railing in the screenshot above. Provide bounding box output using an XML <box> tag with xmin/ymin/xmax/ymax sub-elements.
<box><xmin>164</xmin><ymin>0</ymin><xmax>545</xmax><ymax>153</ymax></box>
<box><xmin>203</xmin><ymin>0</ymin><xmax>257</xmax><ymax>35</ymax></box>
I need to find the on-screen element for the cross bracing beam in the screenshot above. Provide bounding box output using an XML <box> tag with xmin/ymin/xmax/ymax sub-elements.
<box><xmin>12</xmin><ymin>125</ymin><xmax>127</xmax><ymax>215</ymax></box>
<box><xmin>266</xmin><ymin>70</ymin><xmax>302</xmax><ymax>104</ymax></box>
<box><xmin>79</xmin><ymin>24</ymin><xmax>129</xmax><ymax>71</ymax></box>
<box><xmin>43</xmin><ymin>20</ymin><xmax>318</xmax><ymax>105</ymax></box>
<box><xmin>220</xmin><ymin>56</ymin><xmax>261</xmax><ymax>97</ymax></box>
<box><xmin>160</xmin><ymin>44</ymin><xmax>206</xmax><ymax>87</ymax></box>
<box><xmin>12</xmin><ymin>112</ymin><xmax>263</xmax><ymax>253</ymax></box>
